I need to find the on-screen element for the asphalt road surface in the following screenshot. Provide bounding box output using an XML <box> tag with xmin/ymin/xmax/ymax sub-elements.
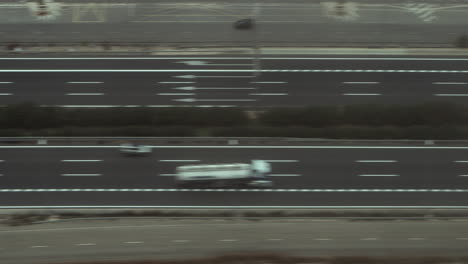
<box><xmin>1</xmin><ymin>55</ymin><xmax>468</xmax><ymax>107</ymax></box>
<box><xmin>1</xmin><ymin>219</ymin><xmax>468</xmax><ymax>264</ymax></box>
<box><xmin>1</xmin><ymin>144</ymin><xmax>468</xmax><ymax>207</ymax></box>
<box><xmin>1</xmin><ymin>0</ymin><xmax>468</xmax><ymax>45</ymax></box>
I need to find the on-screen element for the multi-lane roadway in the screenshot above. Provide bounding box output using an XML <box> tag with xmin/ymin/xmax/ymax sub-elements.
<box><xmin>1</xmin><ymin>55</ymin><xmax>468</xmax><ymax>107</ymax></box>
<box><xmin>1</xmin><ymin>143</ymin><xmax>468</xmax><ymax>208</ymax></box>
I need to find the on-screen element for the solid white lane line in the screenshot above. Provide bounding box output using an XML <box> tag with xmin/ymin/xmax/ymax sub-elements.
<box><xmin>57</xmin><ymin>105</ymin><xmax>237</xmax><ymax>108</ymax></box>
<box><xmin>0</xmin><ymin>82</ymin><xmax>13</xmax><ymax>84</ymax></box>
<box><xmin>249</xmin><ymin>93</ymin><xmax>288</xmax><ymax>95</ymax></box>
<box><xmin>31</xmin><ymin>245</ymin><xmax>49</xmax><ymax>248</ymax></box>
<box><xmin>268</xmin><ymin>174</ymin><xmax>301</xmax><ymax>177</ymax></box>
<box><xmin>77</xmin><ymin>243</ymin><xmax>96</xmax><ymax>246</ymax></box>
<box><xmin>61</xmin><ymin>174</ymin><xmax>101</xmax><ymax>176</ymax></box>
<box><xmin>61</xmin><ymin>160</ymin><xmax>102</xmax><ymax>162</ymax></box>
<box><xmin>219</xmin><ymin>239</ymin><xmax>237</xmax><ymax>242</ymax></box>
<box><xmin>0</xmin><ymin>93</ymin><xmax>13</xmax><ymax>95</ymax></box>
<box><xmin>157</xmin><ymin>93</ymin><xmax>195</xmax><ymax>95</ymax></box>
<box><xmin>159</xmin><ymin>82</ymin><xmax>195</xmax><ymax>84</ymax></box>
<box><xmin>359</xmin><ymin>174</ymin><xmax>399</xmax><ymax>177</ymax></box>
<box><xmin>67</xmin><ymin>82</ymin><xmax>103</xmax><ymax>84</ymax></box>
<box><xmin>250</xmin><ymin>82</ymin><xmax>287</xmax><ymax>84</ymax></box>
<box><xmin>434</xmin><ymin>94</ymin><xmax>468</xmax><ymax>96</ymax></box>
<box><xmin>265</xmin><ymin>160</ymin><xmax>299</xmax><ymax>162</ymax></box>
<box><xmin>159</xmin><ymin>174</ymin><xmax>176</xmax><ymax>176</ymax></box>
<box><xmin>2</xmin><ymin>188</ymin><xmax>468</xmax><ymax>193</ymax></box>
<box><xmin>343</xmin><ymin>93</ymin><xmax>381</xmax><ymax>96</ymax></box>
<box><xmin>125</xmin><ymin>241</ymin><xmax>144</xmax><ymax>244</ymax></box>
<box><xmin>159</xmin><ymin>160</ymin><xmax>200</xmax><ymax>162</ymax></box>
<box><xmin>343</xmin><ymin>82</ymin><xmax>379</xmax><ymax>84</ymax></box>
<box><xmin>1</xmin><ymin>69</ymin><xmax>468</xmax><ymax>73</ymax></box>
<box><xmin>433</xmin><ymin>82</ymin><xmax>468</xmax><ymax>85</ymax></box>
<box><xmin>356</xmin><ymin>160</ymin><xmax>397</xmax><ymax>163</ymax></box>
<box><xmin>172</xmin><ymin>240</ymin><xmax>190</xmax><ymax>243</ymax></box>
<box><xmin>66</xmin><ymin>93</ymin><xmax>104</xmax><ymax>96</ymax></box>
<box><xmin>5</xmin><ymin>57</ymin><xmax>468</xmax><ymax>61</ymax></box>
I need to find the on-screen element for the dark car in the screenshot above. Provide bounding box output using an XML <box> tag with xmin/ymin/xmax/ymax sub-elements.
<box><xmin>234</xmin><ymin>18</ymin><xmax>254</xmax><ymax>29</ymax></box>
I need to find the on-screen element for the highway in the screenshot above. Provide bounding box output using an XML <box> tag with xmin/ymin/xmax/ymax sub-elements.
<box><xmin>1</xmin><ymin>144</ymin><xmax>468</xmax><ymax>207</ymax></box>
<box><xmin>1</xmin><ymin>55</ymin><xmax>468</xmax><ymax>107</ymax></box>
<box><xmin>1</xmin><ymin>0</ymin><xmax>468</xmax><ymax>46</ymax></box>
<box><xmin>1</xmin><ymin>219</ymin><xmax>468</xmax><ymax>264</ymax></box>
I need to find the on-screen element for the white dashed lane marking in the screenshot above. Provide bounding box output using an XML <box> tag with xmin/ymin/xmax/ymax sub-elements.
<box><xmin>125</xmin><ymin>241</ymin><xmax>144</xmax><ymax>244</ymax></box>
<box><xmin>61</xmin><ymin>174</ymin><xmax>101</xmax><ymax>177</ymax></box>
<box><xmin>219</xmin><ymin>239</ymin><xmax>237</xmax><ymax>242</ymax></box>
<box><xmin>159</xmin><ymin>160</ymin><xmax>200</xmax><ymax>162</ymax></box>
<box><xmin>408</xmin><ymin>238</ymin><xmax>425</xmax><ymax>240</ymax></box>
<box><xmin>67</xmin><ymin>82</ymin><xmax>103</xmax><ymax>84</ymax></box>
<box><xmin>359</xmin><ymin>174</ymin><xmax>399</xmax><ymax>177</ymax></box>
<box><xmin>264</xmin><ymin>160</ymin><xmax>299</xmax><ymax>162</ymax></box>
<box><xmin>343</xmin><ymin>82</ymin><xmax>379</xmax><ymax>84</ymax></box>
<box><xmin>61</xmin><ymin>160</ymin><xmax>102</xmax><ymax>162</ymax></box>
<box><xmin>433</xmin><ymin>82</ymin><xmax>468</xmax><ymax>85</ymax></box>
<box><xmin>172</xmin><ymin>240</ymin><xmax>190</xmax><ymax>243</ymax></box>
<box><xmin>76</xmin><ymin>243</ymin><xmax>96</xmax><ymax>246</ymax></box>
<box><xmin>356</xmin><ymin>160</ymin><xmax>397</xmax><ymax>163</ymax></box>
<box><xmin>31</xmin><ymin>245</ymin><xmax>49</xmax><ymax>248</ymax></box>
<box><xmin>268</xmin><ymin>174</ymin><xmax>301</xmax><ymax>177</ymax></box>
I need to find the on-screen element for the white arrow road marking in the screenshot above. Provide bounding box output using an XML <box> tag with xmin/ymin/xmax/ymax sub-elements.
<box><xmin>173</xmin><ymin>98</ymin><xmax>256</xmax><ymax>102</ymax></box>
<box><xmin>176</xmin><ymin>60</ymin><xmax>252</xmax><ymax>66</ymax></box>
<box><xmin>173</xmin><ymin>86</ymin><xmax>256</xmax><ymax>90</ymax></box>
<box><xmin>175</xmin><ymin>75</ymin><xmax>253</xmax><ymax>79</ymax></box>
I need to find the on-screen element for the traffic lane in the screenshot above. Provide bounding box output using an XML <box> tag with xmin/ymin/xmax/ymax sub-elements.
<box><xmin>2</xmin><ymin>220</ymin><xmax>468</xmax><ymax>264</ymax></box>
<box><xmin>2</xmin><ymin>147</ymin><xmax>468</xmax><ymax>189</ymax></box>
<box><xmin>0</xmin><ymin>191</ymin><xmax>467</xmax><ymax>206</ymax></box>
<box><xmin>261</xmin><ymin>58</ymin><xmax>468</xmax><ymax>71</ymax></box>
<box><xmin>3</xmin><ymin>22</ymin><xmax>466</xmax><ymax>45</ymax></box>
<box><xmin>0</xmin><ymin>58</ymin><xmax>255</xmax><ymax>70</ymax></box>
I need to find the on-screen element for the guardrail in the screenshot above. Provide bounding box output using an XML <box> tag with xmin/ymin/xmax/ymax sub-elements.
<box><xmin>0</xmin><ymin>137</ymin><xmax>467</xmax><ymax>146</ymax></box>
<box><xmin>0</xmin><ymin>42</ymin><xmax>456</xmax><ymax>49</ymax></box>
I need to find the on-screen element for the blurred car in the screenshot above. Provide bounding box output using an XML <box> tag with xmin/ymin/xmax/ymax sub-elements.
<box><xmin>120</xmin><ymin>143</ymin><xmax>152</xmax><ymax>156</ymax></box>
<box><xmin>234</xmin><ymin>18</ymin><xmax>254</xmax><ymax>29</ymax></box>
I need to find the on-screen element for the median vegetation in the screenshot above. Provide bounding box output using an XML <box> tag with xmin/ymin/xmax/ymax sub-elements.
<box><xmin>2</xmin><ymin>101</ymin><xmax>468</xmax><ymax>139</ymax></box>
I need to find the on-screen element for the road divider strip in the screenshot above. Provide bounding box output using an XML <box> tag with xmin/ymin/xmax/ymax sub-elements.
<box><xmin>0</xmin><ymin>188</ymin><xmax>466</xmax><ymax>192</ymax></box>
